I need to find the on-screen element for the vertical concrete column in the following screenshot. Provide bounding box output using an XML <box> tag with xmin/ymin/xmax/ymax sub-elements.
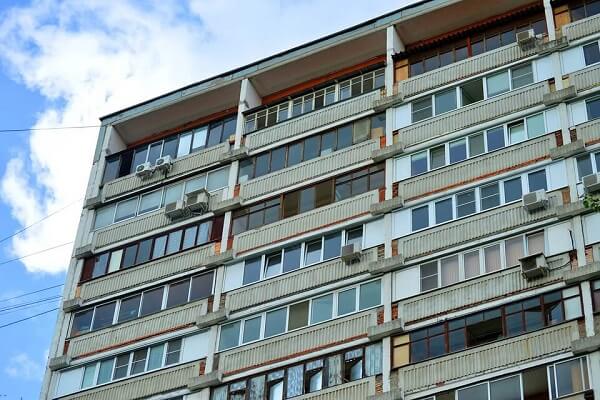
<box><xmin>581</xmin><ymin>281</ymin><xmax>596</xmax><ymax>336</ymax></box>
<box><xmin>543</xmin><ymin>0</ymin><xmax>557</xmax><ymax>41</ymax></box>
<box><xmin>384</xmin><ymin>25</ymin><xmax>404</xmax><ymax>150</ymax></box>
<box><xmin>588</xmin><ymin>351</ymin><xmax>600</xmax><ymax>393</ymax></box>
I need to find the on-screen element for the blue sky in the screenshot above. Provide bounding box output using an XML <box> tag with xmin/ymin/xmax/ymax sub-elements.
<box><xmin>0</xmin><ymin>1</ymin><xmax>413</xmax><ymax>398</ymax></box>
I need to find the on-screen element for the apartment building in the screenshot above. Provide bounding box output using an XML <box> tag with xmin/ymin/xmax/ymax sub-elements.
<box><xmin>41</xmin><ymin>0</ymin><xmax>600</xmax><ymax>399</ymax></box>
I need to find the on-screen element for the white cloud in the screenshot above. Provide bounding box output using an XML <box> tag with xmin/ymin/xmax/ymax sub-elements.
<box><xmin>4</xmin><ymin>352</ymin><xmax>45</xmax><ymax>381</ymax></box>
<box><xmin>0</xmin><ymin>0</ymin><xmax>415</xmax><ymax>273</ymax></box>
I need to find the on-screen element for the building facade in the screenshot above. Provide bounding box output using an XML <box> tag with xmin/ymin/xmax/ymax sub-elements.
<box><xmin>41</xmin><ymin>0</ymin><xmax>600</xmax><ymax>399</ymax></box>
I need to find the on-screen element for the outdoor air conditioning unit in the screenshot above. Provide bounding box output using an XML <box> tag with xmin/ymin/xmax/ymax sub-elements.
<box><xmin>135</xmin><ymin>162</ymin><xmax>154</xmax><ymax>178</ymax></box>
<box><xmin>165</xmin><ymin>200</ymin><xmax>187</xmax><ymax>220</ymax></box>
<box><xmin>517</xmin><ymin>29</ymin><xmax>536</xmax><ymax>50</ymax></box>
<box><xmin>522</xmin><ymin>190</ymin><xmax>548</xmax><ymax>212</ymax></box>
<box><xmin>185</xmin><ymin>189</ymin><xmax>209</xmax><ymax>214</ymax></box>
<box><xmin>583</xmin><ymin>173</ymin><xmax>600</xmax><ymax>193</ymax></box>
<box><xmin>519</xmin><ymin>252</ymin><xmax>548</xmax><ymax>280</ymax></box>
<box><xmin>154</xmin><ymin>155</ymin><xmax>173</xmax><ymax>173</ymax></box>
<box><xmin>341</xmin><ymin>243</ymin><xmax>361</xmax><ymax>264</ymax></box>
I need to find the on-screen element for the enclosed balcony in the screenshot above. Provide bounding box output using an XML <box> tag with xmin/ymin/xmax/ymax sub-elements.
<box><xmin>577</xmin><ymin>117</ymin><xmax>600</xmax><ymax>145</ymax></box>
<box><xmin>563</xmin><ymin>11</ymin><xmax>600</xmax><ymax>41</ymax></box>
<box><xmin>571</xmin><ymin>62</ymin><xmax>600</xmax><ymax>93</ymax></box>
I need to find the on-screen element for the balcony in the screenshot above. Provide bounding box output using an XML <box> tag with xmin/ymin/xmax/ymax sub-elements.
<box><xmin>226</xmin><ymin>247</ymin><xmax>377</xmax><ymax>313</ymax></box>
<box><xmin>67</xmin><ymin>300</ymin><xmax>207</xmax><ymax>359</ymax></box>
<box><xmin>101</xmin><ymin>142</ymin><xmax>229</xmax><ymax>202</ymax></box>
<box><xmin>294</xmin><ymin>377</ymin><xmax>375</xmax><ymax>399</ymax></box>
<box><xmin>398</xmin><ymin>191</ymin><xmax>560</xmax><ymax>261</ymax></box>
<box><xmin>577</xmin><ymin>118</ymin><xmax>600</xmax><ymax>146</ymax></box>
<box><xmin>93</xmin><ymin>190</ymin><xmax>224</xmax><ymax>250</ymax></box>
<box><xmin>79</xmin><ymin>243</ymin><xmax>215</xmax><ymax>302</ymax></box>
<box><xmin>399</xmin><ymin>260</ymin><xmax>567</xmax><ymax>324</ymax></box>
<box><xmin>563</xmin><ymin>12</ymin><xmax>600</xmax><ymax>42</ymax></box>
<box><xmin>218</xmin><ymin>310</ymin><xmax>374</xmax><ymax>375</ymax></box>
<box><xmin>400</xmin><ymin>134</ymin><xmax>555</xmax><ymax>201</ymax></box>
<box><xmin>240</xmin><ymin>139</ymin><xmax>379</xmax><ymax>201</ymax></box>
<box><xmin>571</xmin><ymin>63</ymin><xmax>600</xmax><ymax>93</ymax></box>
<box><xmin>233</xmin><ymin>190</ymin><xmax>379</xmax><ymax>254</ymax></box>
<box><xmin>399</xmin><ymin>81</ymin><xmax>548</xmax><ymax>148</ymax></box>
<box><xmin>57</xmin><ymin>361</ymin><xmax>201</xmax><ymax>400</ymax></box>
<box><xmin>399</xmin><ymin>322</ymin><xmax>577</xmax><ymax>395</ymax></box>
<box><xmin>400</xmin><ymin>43</ymin><xmax>536</xmax><ymax>99</ymax></box>
<box><xmin>245</xmin><ymin>91</ymin><xmax>380</xmax><ymax>151</ymax></box>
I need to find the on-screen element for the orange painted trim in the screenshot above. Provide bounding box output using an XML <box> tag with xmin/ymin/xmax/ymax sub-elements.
<box><xmin>223</xmin><ymin>333</ymin><xmax>368</xmax><ymax>376</ymax></box>
<box><xmin>261</xmin><ymin>55</ymin><xmax>386</xmax><ymax>106</ymax></box>
<box><xmin>405</xmin><ymin>2</ymin><xmax>544</xmax><ymax>53</ymax></box>
<box><xmin>127</xmin><ymin>106</ymin><xmax>238</xmax><ymax>149</ymax></box>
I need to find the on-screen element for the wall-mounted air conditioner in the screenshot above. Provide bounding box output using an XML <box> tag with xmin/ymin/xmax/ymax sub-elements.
<box><xmin>341</xmin><ymin>243</ymin><xmax>361</xmax><ymax>264</ymax></box>
<box><xmin>516</xmin><ymin>29</ymin><xmax>536</xmax><ymax>50</ymax></box>
<box><xmin>522</xmin><ymin>190</ymin><xmax>548</xmax><ymax>212</ymax></box>
<box><xmin>135</xmin><ymin>162</ymin><xmax>154</xmax><ymax>178</ymax></box>
<box><xmin>154</xmin><ymin>155</ymin><xmax>173</xmax><ymax>173</ymax></box>
<box><xmin>519</xmin><ymin>252</ymin><xmax>548</xmax><ymax>280</ymax></box>
<box><xmin>165</xmin><ymin>200</ymin><xmax>186</xmax><ymax>220</ymax></box>
<box><xmin>185</xmin><ymin>189</ymin><xmax>209</xmax><ymax>214</ymax></box>
<box><xmin>583</xmin><ymin>173</ymin><xmax>600</xmax><ymax>193</ymax></box>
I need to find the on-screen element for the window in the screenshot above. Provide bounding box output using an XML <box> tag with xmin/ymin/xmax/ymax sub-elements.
<box><xmin>486</xmin><ymin>126</ymin><xmax>505</xmax><ymax>151</ymax></box>
<box><xmin>449</xmin><ymin>139</ymin><xmax>467</xmax><ymax>164</ymax></box>
<box><xmin>587</xmin><ymin>97</ymin><xmax>600</xmax><ymax>120</ymax></box>
<box><xmin>411</xmin><ymin>151</ymin><xmax>428</xmax><ymax>176</ymax></box>
<box><xmin>91</xmin><ymin>302</ymin><xmax>116</xmax><ymax>330</ymax></box>
<box><xmin>282</xmin><ymin>245</ymin><xmax>301</xmax><ymax>273</ymax></box>
<box><xmin>508</xmin><ymin>121</ymin><xmax>526</xmax><ymax>144</ymax></box>
<box><xmin>469</xmin><ymin>133</ymin><xmax>485</xmax><ymax>157</ymax></box>
<box><xmin>190</xmin><ymin>273</ymin><xmax>214</xmax><ymax>301</ymax></box>
<box><xmin>131</xmin><ymin>349</ymin><xmax>147</xmax><ymax>375</ymax></box>
<box><xmin>310</xmin><ymin>294</ymin><xmax>333</xmax><ymax>324</ymax></box>
<box><xmin>503</xmin><ymin>177</ymin><xmax>522</xmax><ymax>202</ymax></box>
<box><xmin>484</xmin><ymin>244</ymin><xmax>501</xmax><ymax>273</ymax></box>
<box><xmin>346</xmin><ymin>228</ymin><xmax>363</xmax><ymax>249</ymax></box>
<box><xmin>412</xmin><ymin>97</ymin><xmax>433</xmax><ymax>122</ymax></box>
<box><xmin>264</xmin><ymin>308</ymin><xmax>287</xmax><ymax>337</ymax></box>
<box><xmin>165</xmin><ymin>339</ymin><xmax>181</xmax><ymax>365</ymax></box>
<box><xmin>420</xmin><ymin>262</ymin><xmax>438</xmax><ymax>291</ymax></box>
<box><xmin>338</xmin><ymin>289</ymin><xmax>356</xmax><ymax>316</ymax></box>
<box><xmin>288</xmin><ymin>302</ymin><xmax>309</xmax><ymax>330</ymax></box>
<box><xmin>166</xmin><ymin>280</ymin><xmax>190</xmax><ymax>308</ymax></box>
<box><xmin>463</xmin><ymin>250</ymin><xmax>480</xmax><ymax>279</ymax></box>
<box><xmin>359</xmin><ymin>280</ymin><xmax>381</xmax><ymax>309</ymax></box>
<box><xmin>505</xmin><ymin>237</ymin><xmax>524</xmax><ymax>267</ymax></box>
<box><xmin>486</xmin><ymin>70</ymin><xmax>510</xmax><ymax>97</ymax></box>
<box><xmin>430</xmin><ymin>145</ymin><xmax>446</xmax><ymax>169</ymax></box>
<box><xmin>435</xmin><ymin>198</ymin><xmax>453</xmax><ymax>224</ymax></box>
<box><xmin>140</xmin><ymin>288</ymin><xmax>163</xmax><ymax>317</ymax></box>
<box><xmin>118</xmin><ymin>295</ymin><xmax>141</xmax><ymax>323</ymax></box>
<box><xmin>576</xmin><ymin>154</ymin><xmax>594</xmax><ymax>179</ymax></box>
<box><xmin>440</xmin><ymin>256</ymin><xmax>459</xmax><ymax>286</ymax></box>
<box><xmin>527</xmin><ymin>170</ymin><xmax>547</xmax><ymax>192</ymax></box>
<box><xmin>219</xmin><ymin>322</ymin><xmax>241</xmax><ymax>351</ymax></box>
<box><xmin>456</xmin><ymin>190</ymin><xmax>476</xmax><ymax>217</ymax></box>
<box><xmin>323</xmin><ymin>233</ymin><xmax>342</xmax><ymax>260</ymax></box>
<box><xmin>242</xmin><ymin>316</ymin><xmax>262</xmax><ymax>343</ymax></box>
<box><xmin>511</xmin><ymin>64</ymin><xmax>533</xmax><ymax>89</ymax></box>
<box><xmin>435</xmin><ymin>89</ymin><xmax>457</xmax><ymax>114</ymax></box>
<box><xmin>114</xmin><ymin>198</ymin><xmax>137</xmax><ymax>222</ymax></box>
<box><xmin>460</xmin><ymin>79</ymin><xmax>484</xmax><ymax>106</ymax></box>
<box><xmin>243</xmin><ymin>257</ymin><xmax>261</xmax><ymax>285</ymax></box>
<box><xmin>264</xmin><ymin>253</ymin><xmax>282</xmax><ymax>278</ymax></box>
<box><xmin>139</xmin><ymin>190</ymin><xmax>162</xmax><ymax>214</ymax></box>
<box><xmin>71</xmin><ymin>309</ymin><xmax>94</xmax><ymax>336</ymax></box>
<box><xmin>305</xmin><ymin>240</ymin><xmax>322</xmax><ymax>266</ymax></box>
<box><xmin>412</xmin><ymin>206</ymin><xmax>429</xmax><ymax>231</ymax></box>
<box><xmin>584</xmin><ymin>42</ymin><xmax>600</xmax><ymax>66</ymax></box>
<box><xmin>549</xmin><ymin>357</ymin><xmax>589</xmax><ymax>399</ymax></box>
<box><xmin>480</xmin><ymin>182</ymin><xmax>500</xmax><ymax>210</ymax></box>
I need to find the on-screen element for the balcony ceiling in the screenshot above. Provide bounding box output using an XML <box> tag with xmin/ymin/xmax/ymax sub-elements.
<box><xmin>394</xmin><ymin>0</ymin><xmax>539</xmax><ymax>47</ymax></box>
<box><xmin>114</xmin><ymin>80</ymin><xmax>241</xmax><ymax>144</ymax></box>
<box><xmin>249</xmin><ymin>29</ymin><xmax>387</xmax><ymax>98</ymax></box>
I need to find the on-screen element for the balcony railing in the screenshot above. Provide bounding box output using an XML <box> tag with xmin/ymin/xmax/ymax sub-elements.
<box><xmin>68</xmin><ymin>300</ymin><xmax>207</xmax><ymax>359</ymax></box>
<box><xmin>401</xmin><ymin>134</ymin><xmax>554</xmax><ymax>201</ymax></box>
<box><xmin>563</xmin><ymin>12</ymin><xmax>600</xmax><ymax>42</ymax></box>
<box><xmin>400</xmin><ymin>43</ymin><xmax>536</xmax><ymax>99</ymax></box>
<box><xmin>398</xmin><ymin>191</ymin><xmax>560</xmax><ymax>261</ymax></box>
<box><xmin>233</xmin><ymin>190</ymin><xmax>379</xmax><ymax>254</ymax></box>
<box><xmin>399</xmin><ymin>81</ymin><xmax>548</xmax><ymax>148</ymax></box>
<box><xmin>218</xmin><ymin>311</ymin><xmax>374</xmax><ymax>375</ymax></box>
<box><xmin>102</xmin><ymin>142</ymin><xmax>229</xmax><ymax>202</ymax></box>
<box><xmin>400</xmin><ymin>262</ymin><xmax>566</xmax><ymax>324</ymax></box>
<box><xmin>399</xmin><ymin>322</ymin><xmax>576</xmax><ymax>395</ymax></box>
<box><xmin>240</xmin><ymin>139</ymin><xmax>379</xmax><ymax>201</ymax></box>
<box><xmin>577</xmin><ymin>117</ymin><xmax>600</xmax><ymax>145</ymax></box>
<box><xmin>58</xmin><ymin>361</ymin><xmax>201</xmax><ymax>400</ymax></box>
<box><xmin>79</xmin><ymin>243</ymin><xmax>215</xmax><ymax>301</ymax></box>
<box><xmin>571</xmin><ymin>62</ymin><xmax>600</xmax><ymax>93</ymax></box>
<box><xmin>93</xmin><ymin>190</ymin><xmax>224</xmax><ymax>250</ymax></box>
<box><xmin>293</xmin><ymin>377</ymin><xmax>375</xmax><ymax>399</ymax></box>
<box><xmin>226</xmin><ymin>247</ymin><xmax>377</xmax><ymax>313</ymax></box>
<box><xmin>245</xmin><ymin>91</ymin><xmax>380</xmax><ymax>151</ymax></box>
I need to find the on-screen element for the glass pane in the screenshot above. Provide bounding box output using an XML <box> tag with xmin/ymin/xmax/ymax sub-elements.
<box><xmin>434</xmin><ymin>89</ymin><xmax>457</xmax><ymax>115</ymax></box>
<box><xmin>122</xmin><ymin>244</ymin><xmax>137</xmax><ymax>269</ymax></box>
<box><xmin>286</xmin><ymin>365</ymin><xmax>304</xmax><ymax>397</ymax></box>
<box><xmin>310</xmin><ymin>294</ymin><xmax>333</xmax><ymax>324</ymax></box>
<box><xmin>556</xmin><ymin>358</ymin><xmax>586</xmax><ymax>397</ymax></box>
<box><xmin>114</xmin><ymin>198</ymin><xmax>138</xmax><ymax>222</ymax></box>
<box><xmin>435</xmin><ymin>198</ymin><xmax>453</xmax><ymax>224</ymax></box>
<box><xmin>190</xmin><ymin>273</ymin><xmax>213</xmax><ymax>301</ymax></box>
<box><xmin>283</xmin><ymin>245</ymin><xmax>301</xmax><ymax>273</ymax></box>
<box><xmin>268</xmin><ymin>381</ymin><xmax>283</xmax><ymax>400</ymax></box>
<box><xmin>484</xmin><ymin>244</ymin><xmax>502</xmax><ymax>272</ymax></box>
<box><xmin>346</xmin><ymin>228</ymin><xmax>363</xmax><ymax>248</ymax></box>
<box><xmin>412</xmin><ymin>206</ymin><xmax>429</xmax><ymax>231</ymax></box>
<box><xmin>140</xmin><ymin>288</ymin><xmax>163</xmax><ymax>316</ymax></box>
<box><xmin>509</xmin><ymin>122</ymin><xmax>527</xmax><ymax>144</ymax></box>
<box><xmin>131</xmin><ymin>349</ymin><xmax>147</xmax><ymax>374</ymax></box>
<box><xmin>486</xmin><ymin>70</ymin><xmax>510</xmax><ymax>97</ymax></box>
<box><xmin>577</xmin><ymin>156</ymin><xmax>594</xmax><ymax>179</ymax></box>
<box><xmin>110</xmin><ymin>354</ymin><xmax>127</xmax><ymax>381</ymax></box>
<box><xmin>412</xmin><ymin>97</ymin><xmax>433</xmax><ymax>122</ymax></box>
<box><xmin>264</xmin><ymin>308</ymin><xmax>287</xmax><ymax>337</ymax></box>
<box><xmin>411</xmin><ymin>151</ymin><xmax>428</xmax><ymax>176</ymax></box>
<box><xmin>191</xmin><ymin>127</ymin><xmax>208</xmax><ymax>150</ymax></box>
<box><xmin>167</xmin><ymin>280</ymin><xmax>190</xmax><ymax>308</ymax></box>
<box><xmin>449</xmin><ymin>139</ymin><xmax>467</xmax><ymax>163</ymax></box>
<box><xmin>152</xmin><ymin>235</ymin><xmax>167</xmax><ymax>259</ymax></box>
<box><xmin>182</xmin><ymin>226</ymin><xmax>198</xmax><ymax>250</ymax></box>
<box><xmin>504</xmin><ymin>177</ymin><xmax>523</xmax><ymax>202</ymax></box>
<box><xmin>305</xmin><ymin>240</ymin><xmax>322</xmax><ymax>266</ymax></box>
<box><xmin>528</xmin><ymin>170</ymin><xmax>547</xmax><ymax>192</ymax></box>
<box><xmin>441</xmin><ymin>256</ymin><xmax>459</xmax><ymax>286</ymax></box>
<box><xmin>469</xmin><ymin>133</ymin><xmax>485</xmax><ymax>157</ymax></box>
<box><xmin>490</xmin><ymin>375</ymin><xmax>521</xmax><ymax>400</ymax></box>
<box><xmin>304</xmin><ymin>136</ymin><xmax>320</xmax><ymax>161</ymax></box>
<box><xmin>132</xmin><ymin>147</ymin><xmax>148</xmax><ymax>170</ymax></box>
<box><xmin>486</xmin><ymin>34</ymin><xmax>500</xmax><ymax>51</ymax></box>
<box><xmin>480</xmin><ymin>182</ymin><xmax>500</xmax><ymax>210</ymax></box>
<box><xmin>526</xmin><ymin>114</ymin><xmax>545</xmax><ymax>138</ymax></box>
<box><xmin>92</xmin><ymin>302</ymin><xmax>116</xmax><ymax>330</ymax></box>
<box><xmin>323</xmin><ymin>233</ymin><xmax>342</xmax><ymax>260</ymax></box>
<box><xmin>97</xmin><ymin>359</ymin><xmax>114</xmax><ymax>385</ymax></box>
<box><xmin>270</xmin><ymin>147</ymin><xmax>286</xmax><ymax>171</ymax></box>
<box><xmin>166</xmin><ymin>230</ymin><xmax>182</xmax><ymax>255</ymax></box>
<box><xmin>463</xmin><ymin>250</ymin><xmax>480</xmax><ymax>279</ymax></box>
<box><xmin>147</xmin><ymin>344</ymin><xmax>164</xmax><ymax>371</ymax></box>
<box><xmin>207</xmin><ymin>167</ymin><xmax>229</xmax><ymax>192</ymax></box>
<box><xmin>338</xmin><ymin>288</ymin><xmax>356</xmax><ymax>315</ymax></box>
<box><xmin>118</xmin><ymin>295</ymin><xmax>141</xmax><ymax>322</ymax></box>
<box><xmin>505</xmin><ymin>237</ymin><xmax>524</xmax><ymax>267</ymax></box>
<box><xmin>456</xmin><ymin>190</ymin><xmax>476</xmax><ymax>217</ymax></box>
<box><xmin>587</xmin><ymin>97</ymin><xmax>600</xmax><ymax>120</ymax></box>
<box><xmin>486</xmin><ymin>126</ymin><xmax>506</xmax><ymax>151</ymax></box>
<box><xmin>511</xmin><ymin>64</ymin><xmax>533</xmax><ymax>89</ymax></box>
<box><xmin>299</xmin><ymin>187</ymin><xmax>315</xmax><ymax>213</ymax></box>
<box><xmin>165</xmin><ymin>339</ymin><xmax>181</xmax><ymax>365</ymax></box>
<box><xmin>264</xmin><ymin>253</ymin><xmax>282</xmax><ymax>278</ymax></box>
<box><xmin>92</xmin><ymin>253</ymin><xmax>109</xmax><ymax>278</ymax></box>
<box><xmin>288</xmin><ymin>301</ymin><xmax>309</xmax><ymax>330</ymax></box>
<box><xmin>242</xmin><ymin>316</ymin><xmax>262</xmax><ymax>343</ymax></box>
<box><xmin>527</xmin><ymin>232</ymin><xmax>545</xmax><ymax>255</ymax></box>
<box><xmin>139</xmin><ymin>190</ymin><xmax>162</xmax><ymax>214</ymax></box>
<box><xmin>136</xmin><ymin>240</ymin><xmax>152</xmax><ymax>264</ymax></box>
<box><xmin>94</xmin><ymin>205</ymin><xmax>115</xmax><ymax>230</ymax></box>
<box><xmin>359</xmin><ymin>280</ymin><xmax>381</xmax><ymax>309</ymax></box>
<box><xmin>71</xmin><ymin>309</ymin><xmax>94</xmax><ymax>336</ymax></box>
<box><xmin>177</xmin><ymin>132</ymin><xmax>192</xmax><ymax>157</ymax></box>
<box><xmin>243</xmin><ymin>257</ymin><xmax>261</xmax><ymax>285</ymax></box>
<box><xmin>82</xmin><ymin>364</ymin><xmax>96</xmax><ymax>388</ymax></box>
<box><xmin>219</xmin><ymin>321</ymin><xmax>241</xmax><ymax>350</ymax></box>
<box><xmin>584</xmin><ymin>42</ymin><xmax>600</xmax><ymax>66</ymax></box>
<box><xmin>420</xmin><ymin>261</ymin><xmax>438</xmax><ymax>291</ymax></box>
<box><xmin>430</xmin><ymin>145</ymin><xmax>446</xmax><ymax>169</ymax></box>
<box><xmin>163</xmin><ymin>184</ymin><xmax>184</xmax><ymax>206</ymax></box>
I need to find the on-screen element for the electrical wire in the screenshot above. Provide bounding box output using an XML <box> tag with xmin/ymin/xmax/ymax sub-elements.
<box><xmin>0</xmin><ymin>283</ymin><xmax>63</xmax><ymax>303</ymax></box>
<box><xmin>0</xmin><ymin>308</ymin><xmax>58</xmax><ymax>329</ymax></box>
<box><xmin>0</xmin><ymin>198</ymin><xmax>83</xmax><ymax>245</ymax></box>
<box><xmin>0</xmin><ymin>241</ymin><xmax>73</xmax><ymax>266</ymax></box>
<box><xmin>0</xmin><ymin>299</ymin><xmax>62</xmax><ymax>316</ymax></box>
<box><xmin>0</xmin><ymin>295</ymin><xmax>62</xmax><ymax>313</ymax></box>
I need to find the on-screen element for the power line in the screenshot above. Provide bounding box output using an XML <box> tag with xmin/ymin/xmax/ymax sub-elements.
<box><xmin>0</xmin><ymin>125</ymin><xmax>100</xmax><ymax>134</ymax></box>
<box><xmin>0</xmin><ymin>197</ymin><xmax>83</xmax><ymax>245</ymax></box>
<box><xmin>0</xmin><ymin>308</ymin><xmax>58</xmax><ymax>329</ymax></box>
<box><xmin>0</xmin><ymin>299</ymin><xmax>62</xmax><ymax>316</ymax></box>
<box><xmin>0</xmin><ymin>295</ymin><xmax>62</xmax><ymax>312</ymax></box>
<box><xmin>0</xmin><ymin>241</ymin><xmax>73</xmax><ymax>266</ymax></box>
<box><xmin>0</xmin><ymin>283</ymin><xmax>64</xmax><ymax>303</ymax></box>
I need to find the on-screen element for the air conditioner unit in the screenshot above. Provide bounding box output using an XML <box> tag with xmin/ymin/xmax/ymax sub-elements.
<box><xmin>185</xmin><ymin>189</ymin><xmax>209</xmax><ymax>214</ymax></box>
<box><xmin>135</xmin><ymin>162</ymin><xmax>154</xmax><ymax>178</ymax></box>
<box><xmin>517</xmin><ymin>29</ymin><xmax>536</xmax><ymax>50</ymax></box>
<box><xmin>341</xmin><ymin>243</ymin><xmax>361</xmax><ymax>264</ymax></box>
<box><xmin>519</xmin><ymin>252</ymin><xmax>548</xmax><ymax>280</ymax></box>
<box><xmin>154</xmin><ymin>155</ymin><xmax>173</xmax><ymax>173</ymax></box>
<box><xmin>522</xmin><ymin>190</ymin><xmax>548</xmax><ymax>212</ymax></box>
<box><xmin>164</xmin><ymin>200</ymin><xmax>186</xmax><ymax>220</ymax></box>
<box><xmin>583</xmin><ymin>173</ymin><xmax>600</xmax><ymax>193</ymax></box>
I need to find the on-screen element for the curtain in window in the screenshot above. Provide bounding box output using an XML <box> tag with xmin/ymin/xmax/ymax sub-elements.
<box><xmin>527</xmin><ymin>233</ymin><xmax>545</xmax><ymax>255</ymax></box>
<box><xmin>327</xmin><ymin>355</ymin><xmax>342</xmax><ymax>386</ymax></box>
<box><xmin>211</xmin><ymin>386</ymin><xmax>227</xmax><ymax>400</ymax></box>
<box><xmin>441</xmin><ymin>256</ymin><xmax>459</xmax><ymax>286</ymax></box>
<box><xmin>248</xmin><ymin>376</ymin><xmax>265</xmax><ymax>400</ymax></box>
<box><xmin>505</xmin><ymin>237</ymin><xmax>524</xmax><ymax>267</ymax></box>
<box><xmin>286</xmin><ymin>365</ymin><xmax>304</xmax><ymax>397</ymax></box>
<box><xmin>366</xmin><ymin>343</ymin><xmax>383</xmax><ymax>376</ymax></box>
